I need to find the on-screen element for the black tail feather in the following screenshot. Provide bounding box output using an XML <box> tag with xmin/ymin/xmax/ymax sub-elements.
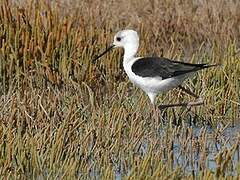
<box><xmin>203</xmin><ymin>64</ymin><xmax>222</xmax><ymax>69</ymax></box>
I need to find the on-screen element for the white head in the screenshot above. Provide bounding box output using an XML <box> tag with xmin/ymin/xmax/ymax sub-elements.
<box><xmin>93</xmin><ymin>29</ymin><xmax>140</xmax><ymax>62</ymax></box>
<box><xmin>113</xmin><ymin>30</ymin><xmax>139</xmax><ymax>48</ymax></box>
<box><xmin>113</xmin><ymin>30</ymin><xmax>139</xmax><ymax>60</ymax></box>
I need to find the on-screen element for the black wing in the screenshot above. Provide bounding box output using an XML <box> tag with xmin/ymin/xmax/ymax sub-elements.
<box><xmin>131</xmin><ymin>57</ymin><xmax>209</xmax><ymax>79</ymax></box>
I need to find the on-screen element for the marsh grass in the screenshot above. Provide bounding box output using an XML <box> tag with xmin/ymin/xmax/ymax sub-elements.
<box><xmin>0</xmin><ymin>0</ymin><xmax>240</xmax><ymax>179</ymax></box>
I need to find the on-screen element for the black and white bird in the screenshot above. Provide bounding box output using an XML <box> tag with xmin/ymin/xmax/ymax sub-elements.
<box><xmin>94</xmin><ymin>30</ymin><xmax>218</xmax><ymax>117</ymax></box>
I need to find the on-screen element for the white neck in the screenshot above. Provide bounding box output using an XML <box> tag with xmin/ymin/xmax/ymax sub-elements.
<box><xmin>123</xmin><ymin>43</ymin><xmax>139</xmax><ymax>62</ymax></box>
<box><xmin>122</xmin><ymin>43</ymin><xmax>139</xmax><ymax>80</ymax></box>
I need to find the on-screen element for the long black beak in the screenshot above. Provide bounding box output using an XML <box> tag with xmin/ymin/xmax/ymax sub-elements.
<box><xmin>93</xmin><ymin>44</ymin><xmax>115</xmax><ymax>62</ymax></box>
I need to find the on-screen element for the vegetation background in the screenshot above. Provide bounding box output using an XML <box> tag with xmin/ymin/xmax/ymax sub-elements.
<box><xmin>0</xmin><ymin>0</ymin><xmax>240</xmax><ymax>179</ymax></box>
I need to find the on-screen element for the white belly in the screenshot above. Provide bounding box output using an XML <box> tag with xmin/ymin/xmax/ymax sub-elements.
<box><xmin>129</xmin><ymin>73</ymin><xmax>189</xmax><ymax>93</ymax></box>
<box><xmin>123</xmin><ymin>59</ymin><xmax>192</xmax><ymax>94</ymax></box>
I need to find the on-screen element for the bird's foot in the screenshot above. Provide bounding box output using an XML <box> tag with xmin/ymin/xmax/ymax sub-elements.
<box><xmin>158</xmin><ymin>97</ymin><xmax>204</xmax><ymax>110</ymax></box>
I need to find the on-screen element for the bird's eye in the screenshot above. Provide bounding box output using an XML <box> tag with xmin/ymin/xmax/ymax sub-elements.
<box><xmin>116</xmin><ymin>37</ymin><xmax>121</xmax><ymax>41</ymax></box>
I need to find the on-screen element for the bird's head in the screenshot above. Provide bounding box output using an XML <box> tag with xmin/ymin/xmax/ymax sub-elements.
<box><xmin>93</xmin><ymin>29</ymin><xmax>139</xmax><ymax>62</ymax></box>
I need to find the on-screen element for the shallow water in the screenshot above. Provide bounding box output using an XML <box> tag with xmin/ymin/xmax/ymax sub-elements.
<box><xmin>85</xmin><ymin>122</ymin><xmax>240</xmax><ymax>179</ymax></box>
<box><xmin>115</xmin><ymin>122</ymin><xmax>240</xmax><ymax>179</ymax></box>
<box><xmin>173</xmin><ymin>124</ymin><xmax>240</xmax><ymax>176</ymax></box>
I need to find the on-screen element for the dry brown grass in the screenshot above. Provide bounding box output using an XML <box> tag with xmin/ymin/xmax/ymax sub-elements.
<box><xmin>0</xmin><ymin>0</ymin><xmax>240</xmax><ymax>179</ymax></box>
